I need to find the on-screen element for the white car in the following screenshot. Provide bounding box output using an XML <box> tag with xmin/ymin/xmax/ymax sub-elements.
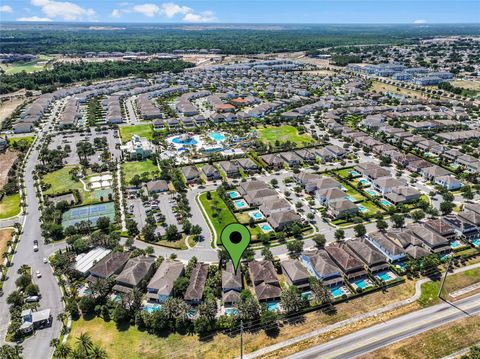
<box><xmin>35</xmin><ymin>270</ymin><xmax>42</xmax><ymax>278</ymax></box>
<box><xmin>43</xmin><ymin>257</ymin><xmax>48</xmax><ymax>264</ymax></box>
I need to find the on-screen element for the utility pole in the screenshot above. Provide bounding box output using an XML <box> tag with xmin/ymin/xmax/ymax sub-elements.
<box><xmin>240</xmin><ymin>320</ymin><xmax>244</xmax><ymax>359</ymax></box>
<box><xmin>438</xmin><ymin>255</ymin><xmax>453</xmax><ymax>300</ymax></box>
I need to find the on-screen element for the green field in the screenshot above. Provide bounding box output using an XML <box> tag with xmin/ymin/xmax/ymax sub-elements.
<box><xmin>257</xmin><ymin>125</ymin><xmax>313</xmax><ymax>146</ymax></box>
<box><xmin>121</xmin><ymin>160</ymin><xmax>160</xmax><ymax>185</ymax></box>
<box><xmin>119</xmin><ymin>124</ymin><xmax>154</xmax><ymax>144</ymax></box>
<box><xmin>43</xmin><ymin>166</ymin><xmax>98</xmax><ymax>205</ymax></box>
<box><xmin>198</xmin><ymin>192</ymin><xmax>237</xmax><ymax>244</ymax></box>
<box><xmin>7</xmin><ymin>136</ymin><xmax>35</xmax><ymax>149</ymax></box>
<box><xmin>0</xmin><ymin>193</ymin><xmax>21</xmax><ymax>219</ymax></box>
<box><xmin>0</xmin><ymin>55</ymin><xmax>54</xmax><ymax>74</ymax></box>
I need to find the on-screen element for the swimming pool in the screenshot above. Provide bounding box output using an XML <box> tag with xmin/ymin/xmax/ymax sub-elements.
<box><xmin>301</xmin><ymin>291</ymin><xmax>313</xmax><ymax>300</ymax></box>
<box><xmin>248</xmin><ymin>210</ymin><xmax>265</xmax><ymax>221</ymax></box>
<box><xmin>376</xmin><ymin>271</ymin><xmax>394</xmax><ymax>282</ymax></box>
<box><xmin>380</xmin><ymin>199</ymin><xmax>393</xmax><ymax>207</ymax></box>
<box><xmin>172</xmin><ymin>135</ymin><xmax>198</xmax><ymax>146</ymax></box>
<box><xmin>357</xmin><ymin>204</ymin><xmax>368</xmax><ymax>213</ymax></box>
<box><xmin>450</xmin><ymin>240</ymin><xmax>463</xmax><ymax>249</ymax></box>
<box><xmin>225</xmin><ymin>308</ymin><xmax>239</xmax><ymax>316</ymax></box>
<box><xmin>330</xmin><ymin>286</ymin><xmax>346</xmax><ymax>298</ymax></box>
<box><xmin>366</xmin><ymin>189</ymin><xmax>378</xmax><ymax>197</ymax></box>
<box><xmin>349</xmin><ymin>170</ymin><xmax>361</xmax><ymax>177</ymax></box>
<box><xmin>345</xmin><ymin>195</ymin><xmax>356</xmax><ymax>202</ymax></box>
<box><xmin>227</xmin><ymin>191</ymin><xmax>240</xmax><ymax>199</ymax></box>
<box><xmin>359</xmin><ymin>178</ymin><xmax>371</xmax><ymax>186</ymax></box>
<box><xmin>353</xmin><ymin>278</ymin><xmax>369</xmax><ymax>289</ymax></box>
<box><xmin>267</xmin><ymin>301</ymin><xmax>281</xmax><ymax>312</ymax></box>
<box><xmin>143</xmin><ymin>303</ymin><xmax>162</xmax><ymax>313</ymax></box>
<box><xmin>209</xmin><ymin>132</ymin><xmax>226</xmax><ymax>142</ymax></box>
<box><xmin>259</xmin><ymin>223</ymin><xmax>273</xmax><ymax>233</ymax></box>
<box><xmin>234</xmin><ymin>199</ymin><xmax>248</xmax><ymax>209</ymax></box>
<box><xmin>473</xmin><ymin>239</ymin><xmax>480</xmax><ymax>247</ymax></box>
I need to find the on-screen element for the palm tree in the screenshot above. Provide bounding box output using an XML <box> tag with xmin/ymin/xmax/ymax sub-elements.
<box><xmin>54</xmin><ymin>343</ymin><xmax>72</xmax><ymax>359</ymax></box>
<box><xmin>76</xmin><ymin>333</ymin><xmax>94</xmax><ymax>356</ymax></box>
<box><xmin>89</xmin><ymin>345</ymin><xmax>108</xmax><ymax>359</ymax></box>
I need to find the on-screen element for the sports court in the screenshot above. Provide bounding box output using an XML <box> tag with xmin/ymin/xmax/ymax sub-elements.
<box><xmin>62</xmin><ymin>202</ymin><xmax>116</xmax><ymax>228</ymax></box>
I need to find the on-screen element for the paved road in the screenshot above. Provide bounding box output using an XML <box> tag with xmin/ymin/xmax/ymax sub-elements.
<box><xmin>285</xmin><ymin>293</ymin><xmax>480</xmax><ymax>359</ymax></box>
<box><xmin>0</xmin><ymin>105</ymin><xmax>64</xmax><ymax>359</ymax></box>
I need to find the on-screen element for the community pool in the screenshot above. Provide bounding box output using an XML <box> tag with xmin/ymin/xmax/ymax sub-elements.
<box><xmin>380</xmin><ymin>199</ymin><xmax>393</xmax><ymax>207</ymax></box>
<box><xmin>330</xmin><ymin>286</ymin><xmax>346</xmax><ymax>298</ymax></box>
<box><xmin>357</xmin><ymin>204</ymin><xmax>368</xmax><ymax>213</ymax></box>
<box><xmin>248</xmin><ymin>210</ymin><xmax>265</xmax><ymax>221</ymax></box>
<box><xmin>376</xmin><ymin>271</ymin><xmax>395</xmax><ymax>282</ymax></box>
<box><xmin>366</xmin><ymin>189</ymin><xmax>379</xmax><ymax>197</ymax></box>
<box><xmin>473</xmin><ymin>239</ymin><xmax>480</xmax><ymax>247</ymax></box>
<box><xmin>259</xmin><ymin>223</ymin><xmax>273</xmax><ymax>233</ymax></box>
<box><xmin>267</xmin><ymin>301</ymin><xmax>281</xmax><ymax>312</ymax></box>
<box><xmin>234</xmin><ymin>199</ymin><xmax>248</xmax><ymax>209</ymax></box>
<box><xmin>225</xmin><ymin>308</ymin><xmax>239</xmax><ymax>316</ymax></box>
<box><xmin>227</xmin><ymin>191</ymin><xmax>241</xmax><ymax>199</ymax></box>
<box><xmin>209</xmin><ymin>132</ymin><xmax>226</xmax><ymax>142</ymax></box>
<box><xmin>143</xmin><ymin>303</ymin><xmax>162</xmax><ymax>313</ymax></box>
<box><xmin>172</xmin><ymin>135</ymin><xmax>198</xmax><ymax>146</ymax></box>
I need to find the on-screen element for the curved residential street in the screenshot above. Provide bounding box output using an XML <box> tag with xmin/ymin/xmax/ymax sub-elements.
<box><xmin>285</xmin><ymin>293</ymin><xmax>480</xmax><ymax>359</ymax></box>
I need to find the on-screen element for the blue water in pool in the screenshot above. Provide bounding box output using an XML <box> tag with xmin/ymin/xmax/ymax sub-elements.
<box><xmin>366</xmin><ymin>190</ymin><xmax>378</xmax><ymax>196</ymax></box>
<box><xmin>228</xmin><ymin>191</ymin><xmax>240</xmax><ymax>199</ymax></box>
<box><xmin>473</xmin><ymin>239</ymin><xmax>480</xmax><ymax>247</ymax></box>
<box><xmin>330</xmin><ymin>287</ymin><xmax>344</xmax><ymax>297</ymax></box>
<box><xmin>143</xmin><ymin>304</ymin><xmax>162</xmax><ymax>313</ymax></box>
<box><xmin>346</xmin><ymin>195</ymin><xmax>356</xmax><ymax>202</ymax></box>
<box><xmin>261</xmin><ymin>224</ymin><xmax>272</xmax><ymax>231</ymax></box>
<box><xmin>301</xmin><ymin>291</ymin><xmax>313</xmax><ymax>300</ymax></box>
<box><xmin>354</xmin><ymin>279</ymin><xmax>368</xmax><ymax>289</ymax></box>
<box><xmin>267</xmin><ymin>302</ymin><xmax>280</xmax><ymax>312</ymax></box>
<box><xmin>250</xmin><ymin>211</ymin><xmax>264</xmax><ymax>220</ymax></box>
<box><xmin>209</xmin><ymin>132</ymin><xmax>225</xmax><ymax>142</ymax></box>
<box><xmin>350</xmin><ymin>170</ymin><xmax>360</xmax><ymax>176</ymax></box>
<box><xmin>235</xmin><ymin>200</ymin><xmax>246</xmax><ymax>208</ymax></box>
<box><xmin>357</xmin><ymin>204</ymin><xmax>368</xmax><ymax>213</ymax></box>
<box><xmin>450</xmin><ymin>240</ymin><xmax>462</xmax><ymax>249</ymax></box>
<box><xmin>377</xmin><ymin>272</ymin><xmax>391</xmax><ymax>281</ymax></box>
<box><xmin>172</xmin><ymin>136</ymin><xmax>198</xmax><ymax>145</ymax></box>
<box><xmin>380</xmin><ymin>199</ymin><xmax>393</xmax><ymax>207</ymax></box>
<box><xmin>225</xmin><ymin>308</ymin><xmax>239</xmax><ymax>316</ymax></box>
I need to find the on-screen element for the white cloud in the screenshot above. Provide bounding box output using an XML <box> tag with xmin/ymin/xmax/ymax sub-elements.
<box><xmin>160</xmin><ymin>2</ymin><xmax>192</xmax><ymax>18</ymax></box>
<box><xmin>0</xmin><ymin>5</ymin><xmax>13</xmax><ymax>13</ymax></box>
<box><xmin>183</xmin><ymin>10</ymin><xmax>216</xmax><ymax>23</ymax></box>
<box><xmin>132</xmin><ymin>3</ymin><xmax>160</xmax><ymax>17</ymax></box>
<box><xmin>17</xmin><ymin>16</ymin><xmax>52</xmax><ymax>21</ymax></box>
<box><xmin>111</xmin><ymin>9</ymin><xmax>121</xmax><ymax>18</ymax></box>
<box><xmin>31</xmin><ymin>0</ymin><xmax>96</xmax><ymax>21</ymax></box>
<box><xmin>414</xmin><ymin>19</ymin><xmax>427</xmax><ymax>24</ymax></box>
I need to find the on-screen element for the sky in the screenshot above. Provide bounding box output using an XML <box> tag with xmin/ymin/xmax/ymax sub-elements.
<box><xmin>0</xmin><ymin>0</ymin><xmax>479</xmax><ymax>24</ymax></box>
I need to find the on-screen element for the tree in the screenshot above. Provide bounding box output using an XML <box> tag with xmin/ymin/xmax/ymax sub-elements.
<box><xmin>334</xmin><ymin>229</ymin><xmax>345</xmax><ymax>241</ymax></box>
<box><xmin>286</xmin><ymin>240</ymin><xmax>303</xmax><ymax>259</ymax></box>
<box><xmin>142</xmin><ymin>224</ymin><xmax>156</xmax><ymax>242</ymax></box>
<box><xmin>312</xmin><ymin>234</ymin><xmax>326</xmax><ymax>248</ymax></box>
<box><xmin>261</xmin><ymin>247</ymin><xmax>274</xmax><ymax>261</ymax></box>
<box><xmin>112</xmin><ymin>305</ymin><xmax>130</xmax><ymax>324</ymax></box>
<box><xmin>353</xmin><ymin>224</ymin><xmax>366</xmax><ymax>237</ymax></box>
<box><xmin>0</xmin><ymin>344</ymin><xmax>23</xmax><ymax>359</ymax></box>
<box><xmin>280</xmin><ymin>285</ymin><xmax>304</xmax><ymax>314</ymax></box>
<box><xmin>126</xmin><ymin>219</ymin><xmax>139</xmax><ymax>237</ymax></box>
<box><xmin>237</xmin><ymin>294</ymin><xmax>260</xmax><ymax>323</ymax></box>
<box><xmin>376</xmin><ymin>219</ymin><xmax>388</xmax><ymax>232</ymax></box>
<box><xmin>96</xmin><ymin>216</ymin><xmax>110</xmax><ymax>233</ymax></box>
<box><xmin>78</xmin><ymin>296</ymin><xmax>96</xmax><ymax>314</ymax></box>
<box><xmin>75</xmin><ymin>333</ymin><xmax>94</xmax><ymax>357</ymax></box>
<box><xmin>440</xmin><ymin>201</ymin><xmax>455</xmax><ymax>215</ymax></box>
<box><xmin>391</xmin><ymin>214</ymin><xmax>405</xmax><ymax>228</ymax></box>
<box><xmin>54</xmin><ymin>343</ymin><xmax>72</xmax><ymax>359</ymax></box>
<box><xmin>309</xmin><ymin>277</ymin><xmax>331</xmax><ymax>305</ymax></box>
<box><xmin>166</xmin><ymin>225</ymin><xmax>180</xmax><ymax>241</ymax></box>
<box><xmin>411</xmin><ymin>209</ymin><xmax>425</xmax><ymax>222</ymax></box>
<box><xmin>173</xmin><ymin>277</ymin><xmax>189</xmax><ymax>298</ymax></box>
<box><xmin>270</xmin><ymin>178</ymin><xmax>278</xmax><ymax>187</ymax></box>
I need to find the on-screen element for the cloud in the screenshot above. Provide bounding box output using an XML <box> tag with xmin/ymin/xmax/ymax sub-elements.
<box><xmin>17</xmin><ymin>16</ymin><xmax>52</xmax><ymax>21</ymax></box>
<box><xmin>160</xmin><ymin>2</ymin><xmax>192</xmax><ymax>18</ymax></box>
<box><xmin>31</xmin><ymin>0</ymin><xmax>96</xmax><ymax>21</ymax></box>
<box><xmin>0</xmin><ymin>5</ymin><xmax>13</xmax><ymax>13</ymax></box>
<box><xmin>183</xmin><ymin>10</ymin><xmax>217</xmax><ymax>22</ymax></box>
<box><xmin>414</xmin><ymin>19</ymin><xmax>427</xmax><ymax>24</ymax></box>
<box><xmin>132</xmin><ymin>3</ymin><xmax>160</xmax><ymax>17</ymax></box>
<box><xmin>111</xmin><ymin>9</ymin><xmax>121</xmax><ymax>18</ymax></box>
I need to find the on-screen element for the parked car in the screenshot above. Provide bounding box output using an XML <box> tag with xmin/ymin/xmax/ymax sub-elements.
<box><xmin>25</xmin><ymin>296</ymin><xmax>40</xmax><ymax>303</ymax></box>
<box><xmin>33</xmin><ymin>244</ymin><xmax>39</xmax><ymax>252</ymax></box>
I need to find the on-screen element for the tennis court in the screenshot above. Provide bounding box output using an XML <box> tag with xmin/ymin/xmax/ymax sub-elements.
<box><xmin>62</xmin><ymin>202</ymin><xmax>116</xmax><ymax>228</ymax></box>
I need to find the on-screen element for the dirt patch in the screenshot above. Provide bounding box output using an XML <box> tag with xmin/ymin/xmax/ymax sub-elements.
<box><xmin>0</xmin><ymin>150</ymin><xmax>18</xmax><ymax>188</ymax></box>
<box><xmin>0</xmin><ymin>228</ymin><xmax>14</xmax><ymax>259</ymax></box>
<box><xmin>0</xmin><ymin>98</ymin><xmax>24</xmax><ymax>126</ymax></box>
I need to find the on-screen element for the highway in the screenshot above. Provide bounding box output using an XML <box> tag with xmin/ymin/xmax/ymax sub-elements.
<box><xmin>285</xmin><ymin>293</ymin><xmax>480</xmax><ymax>359</ymax></box>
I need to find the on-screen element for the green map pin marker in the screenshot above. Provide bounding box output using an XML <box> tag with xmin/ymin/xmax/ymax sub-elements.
<box><xmin>221</xmin><ymin>223</ymin><xmax>251</xmax><ymax>272</ymax></box>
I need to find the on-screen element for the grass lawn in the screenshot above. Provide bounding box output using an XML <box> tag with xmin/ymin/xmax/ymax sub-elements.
<box><xmin>359</xmin><ymin>200</ymin><xmax>383</xmax><ymax>214</ymax></box>
<box><xmin>121</xmin><ymin>160</ymin><xmax>160</xmax><ymax>186</ymax></box>
<box><xmin>0</xmin><ymin>228</ymin><xmax>14</xmax><ymax>260</ymax></box>
<box><xmin>0</xmin><ymin>193</ymin><xmax>21</xmax><ymax>219</ymax></box>
<box><xmin>335</xmin><ymin>167</ymin><xmax>355</xmax><ymax>179</ymax></box>
<box><xmin>257</xmin><ymin>125</ymin><xmax>313</xmax><ymax>147</ymax></box>
<box><xmin>359</xmin><ymin>315</ymin><xmax>480</xmax><ymax>359</ymax></box>
<box><xmin>0</xmin><ymin>55</ymin><xmax>54</xmax><ymax>74</ymax></box>
<box><xmin>418</xmin><ymin>267</ymin><xmax>480</xmax><ymax>307</ymax></box>
<box><xmin>198</xmin><ymin>192</ymin><xmax>237</xmax><ymax>244</ymax></box>
<box><xmin>119</xmin><ymin>124</ymin><xmax>154</xmax><ymax>144</ymax></box>
<box><xmin>68</xmin><ymin>279</ymin><xmax>418</xmax><ymax>359</ymax></box>
<box><xmin>7</xmin><ymin>136</ymin><xmax>34</xmax><ymax>148</ymax></box>
<box><xmin>343</xmin><ymin>183</ymin><xmax>365</xmax><ymax>202</ymax></box>
<box><xmin>154</xmin><ymin>235</ymin><xmax>196</xmax><ymax>250</ymax></box>
<box><xmin>43</xmin><ymin>166</ymin><xmax>98</xmax><ymax>205</ymax></box>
